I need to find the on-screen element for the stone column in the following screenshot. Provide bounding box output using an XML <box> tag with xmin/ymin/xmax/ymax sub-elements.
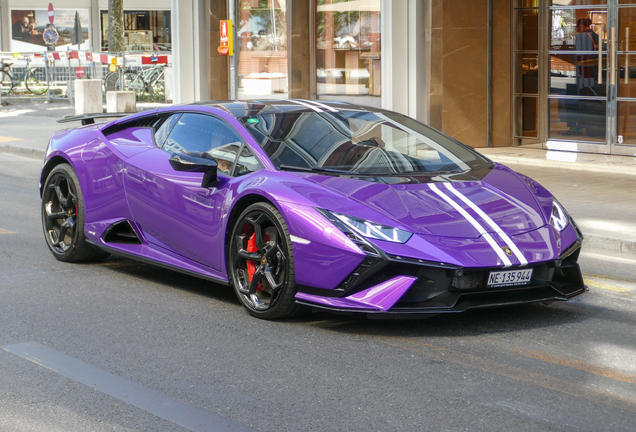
<box><xmin>288</xmin><ymin>1</ymin><xmax>310</xmax><ymax>100</ymax></box>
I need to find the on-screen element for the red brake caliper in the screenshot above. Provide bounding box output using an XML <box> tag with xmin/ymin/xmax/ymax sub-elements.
<box><xmin>245</xmin><ymin>231</ymin><xmax>270</xmax><ymax>291</ymax></box>
<box><xmin>246</xmin><ymin>233</ymin><xmax>258</xmax><ymax>283</ymax></box>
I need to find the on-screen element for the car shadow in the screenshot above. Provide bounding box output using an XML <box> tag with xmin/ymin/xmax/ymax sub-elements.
<box><xmin>97</xmin><ymin>255</ymin><xmax>241</xmax><ymax>306</ymax></box>
<box><xmin>287</xmin><ymin>301</ymin><xmax>589</xmax><ymax>338</ymax></box>
<box><xmin>93</xmin><ymin>255</ymin><xmax>592</xmax><ymax>337</ymax></box>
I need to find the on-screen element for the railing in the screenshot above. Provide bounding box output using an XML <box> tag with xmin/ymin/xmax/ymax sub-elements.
<box><xmin>0</xmin><ymin>49</ymin><xmax>172</xmax><ymax>105</ymax></box>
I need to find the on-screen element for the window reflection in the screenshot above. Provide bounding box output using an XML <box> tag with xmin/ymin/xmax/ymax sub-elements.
<box><xmin>316</xmin><ymin>0</ymin><xmax>381</xmax><ymax>106</ymax></box>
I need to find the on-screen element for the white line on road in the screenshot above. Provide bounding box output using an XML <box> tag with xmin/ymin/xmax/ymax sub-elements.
<box><xmin>2</xmin><ymin>342</ymin><xmax>255</xmax><ymax>432</ymax></box>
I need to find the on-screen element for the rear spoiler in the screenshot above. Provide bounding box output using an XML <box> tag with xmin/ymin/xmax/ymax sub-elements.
<box><xmin>57</xmin><ymin>112</ymin><xmax>137</xmax><ymax>126</ymax></box>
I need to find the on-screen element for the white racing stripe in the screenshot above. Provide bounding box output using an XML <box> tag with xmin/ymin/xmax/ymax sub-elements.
<box><xmin>444</xmin><ymin>183</ymin><xmax>528</xmax><ymax>266</ymax></box>
<box><xmin>289</xmin><ymin>100</ymin><xmax>323</xmax><ymax>112</ymax></box>
<box><xmin>302</xmin><ymin>100</ymin><xmax>339</xmax><ymax>112</ymax></box>
<box><xmin>429</xmin><ymin>183</ymin><xmax>512</xmax><ymax>268</ymax></box>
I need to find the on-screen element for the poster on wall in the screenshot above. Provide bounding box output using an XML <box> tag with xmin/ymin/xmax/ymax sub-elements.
<box><xmin>10</xmin><ymin>9</ymin><xmax>90</xmax><ymax>52</ymax></box>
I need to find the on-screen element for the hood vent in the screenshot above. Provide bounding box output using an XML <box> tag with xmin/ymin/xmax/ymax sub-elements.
<box><xmin>102</xmin><ymin>220</ymin><xmax>141</xmax><ymax>244</ymax></box>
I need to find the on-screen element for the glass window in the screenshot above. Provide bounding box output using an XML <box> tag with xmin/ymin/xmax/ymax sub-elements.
<box><xmin>548</xmin><ymin>98</ymin><xmax>606</xmax><ymax>141</ymax></box>
<box><xmin>100</xmin><ymin>10</ymin><xmax>172</xmax><ymax>51</ymax></box>
<box><xmin>236</xmin><ymin>0</ymin><xmax>288</xmax><ymax>99</ymax></box>
<box><xmin>240</xmin><ymin>111</ymin><xmax>491</xmax><ymax>175</ymax></box>
<box><xmin>164</xmin><ymin>114</ymin><xmax>244</xmax><ymax>176</ymax></box>
<box><xmin>316</xmin><ymin>0</ymin><xmax>381</xmax><ymax>106</ymax></box>
<box><xmin>233</xmin><ymin>145</ymin><xmax>263</xmax><ymax>177</ymax></box>
<box><xmin>154</xmin><ymin>114</ymin><xmax>182</xmax><ymax>148</ymax></box>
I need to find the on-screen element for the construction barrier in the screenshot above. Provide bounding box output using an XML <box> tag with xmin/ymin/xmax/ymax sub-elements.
<box><xmin>0</xmin><ymin>49</ymin><xmax>172</xmax><ymax>104</ymax></box>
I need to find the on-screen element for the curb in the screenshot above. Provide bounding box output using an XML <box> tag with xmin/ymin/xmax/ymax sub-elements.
<box><xmin>0</xmin><ymin>145</ymin><xmax>45</xmax><ymax>160</ymax></box>
<box><xmin>582</xmin><ymin>233</ymin><xmax>636</xmax><ymax>261</ymax></box>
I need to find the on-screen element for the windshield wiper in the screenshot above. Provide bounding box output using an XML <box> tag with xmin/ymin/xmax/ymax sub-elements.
<box><xmin>279</xmin><ymin>165</ymin><xmax>361</xmax><ymax>175</ymax></box>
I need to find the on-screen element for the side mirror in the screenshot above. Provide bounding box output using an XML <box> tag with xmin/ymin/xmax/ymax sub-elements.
<box><xmin>169</xmin><ymin>152</ymin><xmax>219</xmax><ymax>188</ymax></box>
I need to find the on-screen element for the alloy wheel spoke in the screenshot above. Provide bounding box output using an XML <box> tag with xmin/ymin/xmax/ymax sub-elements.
<box><xmin>47</xmin><ymin>211</ymin><xmax>67</xmax><ymax>220</ymax></box>
<box><xmin>248</xmin><ymin>268</ymin><xmax>264</xmax><ymax>296</ymax></box>
<box><xmin>264</xmin><ymin>266</ymin><xmax>282</xmax><ymax>291</ymax></box>
<box><xmin>237</xmin><ymin>249</ymin><xmax>262</xmax><ymax>262</ymax></box>
<box><xmin>247</xmin><ymin>214</ymin><xmax>268</xmax><ymax>249</ymax></box>
<box><xmin>55</xmin><ymin>185</ymin><xmax>68</xmax><ymax>209</ymax></box>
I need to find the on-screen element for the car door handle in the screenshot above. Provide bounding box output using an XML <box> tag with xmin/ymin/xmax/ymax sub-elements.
<box><xmin>125</xmin><ymin>168</ymin><xmax>145</xmax><ymax>183</ymax></box>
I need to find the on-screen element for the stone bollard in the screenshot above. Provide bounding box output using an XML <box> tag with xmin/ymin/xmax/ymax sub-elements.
<box><xmin>106</xmin><ymin>91</ymin><xmax>136</xmax><ymax>113</ymax></box>
<box><xmin>74</xmin><ymin>79</ymin><xmax>103</xmax><ymax>115</ymax></box>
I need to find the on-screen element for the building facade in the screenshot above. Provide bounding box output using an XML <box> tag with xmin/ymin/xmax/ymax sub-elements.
<box><xmin>1</xmin><ymin>0</ymin><xmax>636</xmax><ymax>157</ymax></box>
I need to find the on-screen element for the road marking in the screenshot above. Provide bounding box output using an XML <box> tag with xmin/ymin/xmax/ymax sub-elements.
<box><xmin>584</xmin><ymin>278</ymin><xmax>632</xmax><ymax>294</ymax></box>
<box><xmin>2</xmin><ymin>342</ymin><xmax>254</xmax><ymax>432</ymax></box>
<box><xmin>351</xmin><ymin>334</ymin><xmax>636</xmax><ymax>413</ymax></box>
<box><xmin>0</xmin><ymin>136</ymin><xmax>23</xmax><ymax>143</ymax></box>
<box><xmin>584</xmin><ymin>273</ymin><xmax>636</xmax><ymax>284</ymax></box>
<box><xmin>0</xmin><ymin>228</ymin><xmax>14</xmax><ymax>234</ymax></box>
<box><xmin>467</xmin><ymin>337</ymin><xmax>636</xmax><ymax>385</ymax></box>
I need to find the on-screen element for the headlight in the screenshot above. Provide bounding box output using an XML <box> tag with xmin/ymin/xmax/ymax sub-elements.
<box><xmin>549</xmin><ymin>199</ymin><xmax>569</xmax><ymax>232</ymax></box>
<box><xmin>318</xmin><ymin>209</ymin><xmax>413</xmax><ymax>244</ymax></box>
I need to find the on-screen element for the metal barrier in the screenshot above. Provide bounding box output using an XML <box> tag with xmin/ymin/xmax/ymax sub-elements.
<box><xmin>0</xmin><ymin>49</ymin><xmax>172</xmax><ymax>105</ymax></box>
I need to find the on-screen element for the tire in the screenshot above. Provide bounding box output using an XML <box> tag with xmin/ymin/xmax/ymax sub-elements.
<box><xmin>118</xmin><ymin>72</ymin><xmax>144</xmax><ymax>97</ymax></box>
<box><xmin>41</xmin><ymin>164</ymin><xmax>110</xmax><ymax>262</ymax></box>
<box><xmin>25</xmin><ymin>68</ymin><xmax>47</xmax><ymax>95</ymax></box>
<box><xmin>228</xmin><ymin>202</ymin><xmax>305</xmax><ymax>319</ymax></box>
<box><xmin>103</xmin><ymin>72</ymin><xmax>119</xmax><ymax>93</ymax></box>
<box><xmin>0</xmin><ymin>70</ymin><xmax>13</xmax><ymax>96</ymax></box>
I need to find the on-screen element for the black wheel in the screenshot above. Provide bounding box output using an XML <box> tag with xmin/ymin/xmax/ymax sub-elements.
<box><xmin>0</xmin><ymin>70</ymin><xmax>13</xmax><ymax>96</ymax></box>
<box><xmin>41</xmin><ymin>164</ymin><xmax>110</xmax><ymax>262</ymax></box>
<box><xmin>228</xmin><ymin>202</ymin><xmax>304</xmax><ymax>319</ymax></box>
<box><xmin>25</xmin><ymin>68</ymin><xmax>47</xmax><ymax>95</ymax></box>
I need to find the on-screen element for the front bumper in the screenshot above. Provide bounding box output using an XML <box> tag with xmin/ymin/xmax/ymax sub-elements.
<box><xmin>294</xmin><ymin>241</ymin><xmax>586</xmax><ymax>317</ymax></box>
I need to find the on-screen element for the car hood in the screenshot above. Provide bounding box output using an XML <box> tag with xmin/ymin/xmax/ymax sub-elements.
<box><xmin>294</xmin><ymin>165</ymin><xmax>548</xmax><ymax>239</ymax></box>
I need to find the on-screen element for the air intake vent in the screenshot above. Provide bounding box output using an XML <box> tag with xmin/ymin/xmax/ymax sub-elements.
<box><xmin>102</xmin><ymin>220</ymin><xmax>141</xmax><ymax>244</ymax></box>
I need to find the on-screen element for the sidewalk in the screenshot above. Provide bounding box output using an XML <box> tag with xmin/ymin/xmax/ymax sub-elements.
<box><xmin>2</xmin><ymin>99</ymin><xmax>635</xmax><ymax>261</ymax></box>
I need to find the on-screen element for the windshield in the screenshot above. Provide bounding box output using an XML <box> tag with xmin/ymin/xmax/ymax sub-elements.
<box><xmin>239</xmin><ymin>110</ymin><xmax>492</xmax><ymax>175</ymax></box>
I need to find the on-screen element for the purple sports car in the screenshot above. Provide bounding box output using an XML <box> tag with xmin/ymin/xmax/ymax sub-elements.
<box><xmin>40</xmin><ymin>100</ymin><xmax>586</xmax><ymax>319</ymax></box>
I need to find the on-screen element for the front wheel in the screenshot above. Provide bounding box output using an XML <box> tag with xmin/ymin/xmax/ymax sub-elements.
<box><xmin>228</xmin><ymin>202</ymin><xmax>305</xmax><ymax>319</ymax></box>
<box><xmin>41</xmin><ymin>164</ymin><xmax>110</xmax><ymax>262</ymax></box>
<box><xmin>0</xmin><ymin>71</ymin><xmax>13</xmax><ymax>96</ymax></box>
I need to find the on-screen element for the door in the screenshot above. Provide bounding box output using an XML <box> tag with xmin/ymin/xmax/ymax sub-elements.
<box><xmin>124</xmin><ymin>113</ymin><xmax>244</xmax><ymax>270</ymax></box>
<box><xmin>546</xmin><ymin>1</ymin><xmax>610</xmax><ymax>153</ymax></box>
<box><xmin>614</xmin><ymin>1</ymin><xmax>636</xmax><ymax>155</ymax></box>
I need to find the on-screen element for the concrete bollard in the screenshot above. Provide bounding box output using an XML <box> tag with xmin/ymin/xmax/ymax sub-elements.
<box><xmin>74</xmin><ymin>79</ymin><xmax>103</xmax><ymax>115</ymax></box>
<box><xmin>106</xmin><ymin>91</ymin><xmax>136</xmax><ymax>113</ymax></box>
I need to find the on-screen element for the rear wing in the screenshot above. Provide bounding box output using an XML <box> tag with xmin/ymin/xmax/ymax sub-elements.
<box><xmin>57</xmin><ymin>112</ymin><xmax>136</xmax><ymax>126</ymax></box>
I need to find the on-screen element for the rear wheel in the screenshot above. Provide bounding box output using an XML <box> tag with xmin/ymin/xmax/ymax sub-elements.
<box><xmin>228</xmin><ymin>202</ymin><xmax>304</xmax><ymax>319</ymax></box>
<box><xmin>41</xmin><ymin>164</ymin><xmax>110</xmax><ymax>262</ymax></box>
<box><xmin>25</xmin><ymin>68</ymin><xmax>47</xmax><ymax>95</ymax></box>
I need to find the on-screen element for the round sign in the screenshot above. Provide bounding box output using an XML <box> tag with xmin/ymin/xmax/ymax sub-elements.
<box><xmin>48</xmin><ymin>3</ymin><xmax>55</xmax><ymax>24</ymax></box>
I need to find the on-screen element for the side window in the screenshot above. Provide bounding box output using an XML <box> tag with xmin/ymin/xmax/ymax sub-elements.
<box><xmin>164</xmin><ymin>113</ymin><xmax>244</xmax><ymax>154</ymax></box>
<box><xmin>233</xmin><ymin>145</ymin><xmax>263</xmax><ymax>177</ymax></box>
<box><xmin>154</xmin><ymin>114</ymin><xmax>182</xmax><ymax>148</ymax></box>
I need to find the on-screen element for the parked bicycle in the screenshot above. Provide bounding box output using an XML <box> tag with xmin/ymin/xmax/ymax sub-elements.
<box><xmin>103</xmin><ymin>64</ymin><xmax>165</xmax><ymax>100</ymax></box>
<box><xmin>0</xmin><ymin>56</ymin><xmax>47</xmax><ymax>96</ymax></box>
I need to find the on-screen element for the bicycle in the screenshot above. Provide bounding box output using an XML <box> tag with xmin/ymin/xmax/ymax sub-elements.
<box><xmin>0</xmin><ymin>56</ymin><xmax>48</xmax><ymax>96</ymax></box>
<box><xmin>103</xmin><ymin>65</ymin><xmax>165</xmax><ymax>99</ymax></box>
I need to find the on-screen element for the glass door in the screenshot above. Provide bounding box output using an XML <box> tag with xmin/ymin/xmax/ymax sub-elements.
<box><xmin>546</xmin><ymin>1</ymin><xmax>610</xmax><ymax>153</ymax></box>
<box><xmin>614</xmin><ymin>1</ymin><xmax>636</xmax><ymax>155</ymax></box>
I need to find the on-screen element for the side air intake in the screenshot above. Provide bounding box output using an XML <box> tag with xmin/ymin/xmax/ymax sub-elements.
<box><xmin>102</xmin><ymin>220</ymin><xmax>142</xmax><ymax>244</ymax></box>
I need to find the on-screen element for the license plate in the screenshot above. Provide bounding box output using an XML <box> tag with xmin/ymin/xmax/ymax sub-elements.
<box><xmin>487</xmin><ymin>268</ymin><xmax>533</xmax><ymax>287</ymax></box>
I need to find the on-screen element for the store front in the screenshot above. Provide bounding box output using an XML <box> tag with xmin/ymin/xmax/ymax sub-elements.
<box><xmin>514</xmin><ymin>0</ymin><xmax>636</xmax><ymax>156</ymax></box>
<box><xmin>231</xmin><ymin>0</ymin><xmax>381</xmax><ymax>106</ymax></box>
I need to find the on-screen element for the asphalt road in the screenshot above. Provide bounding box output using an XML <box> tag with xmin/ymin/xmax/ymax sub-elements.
<box><xmin>1</xmin><ymin>153</ymin><xmax>635</xmax><ymax>432</ymax></box>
